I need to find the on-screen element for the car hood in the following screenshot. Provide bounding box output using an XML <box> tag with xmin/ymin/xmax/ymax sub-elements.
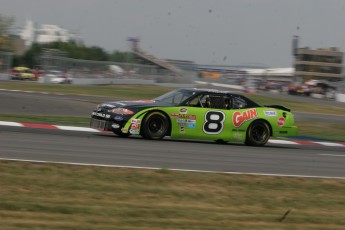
<box><xmin>98</xmin><ymin>100</ymin><xmax>173</xmax><ymax>111</ymax></box>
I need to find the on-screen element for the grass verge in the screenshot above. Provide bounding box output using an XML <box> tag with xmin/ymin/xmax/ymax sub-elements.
<box><xmin>0</xmin><ymin>82</ymin><xmax>175</xmax><ymax>99</ymax></box>
<box><xmin>1</xmin><ymin>160</ymin><xmax>345</xmax><ymax>230</ymax></box>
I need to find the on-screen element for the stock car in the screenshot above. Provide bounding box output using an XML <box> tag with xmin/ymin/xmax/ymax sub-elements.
<box><xmin>90</xmin><ymin>88</ymin><xmax>298</xmax><ymax>146</ymax></box>
<box><xmin>9</xmin><ymin>67</ymin><xmax>35</xmax><ymax>80</ymax></box>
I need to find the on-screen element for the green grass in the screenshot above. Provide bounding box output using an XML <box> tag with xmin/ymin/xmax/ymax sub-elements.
<box><xmin>245</xmin><ymin>94</ymin><xmax>345</xmax><ymax>116</ymax></box>
<box><xmin>0</xmin><ymin>82</ymin><xmax>174</xmax><ymax>99</ymax></box>
<box><xmin>1</xmin><ymin>160</ymin><xmax>345</xmax><ymax>230</ymax></box>
<box><xmin>297</xmin><ymin>119</ymin><xmax>345</xmax><ymax>141</ymax></box>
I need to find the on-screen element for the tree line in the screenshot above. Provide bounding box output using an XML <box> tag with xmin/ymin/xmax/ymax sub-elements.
<box><xmin>0</xmin><ymin>14</ymin><xmax>135</xmax><ymax>68</ymax></box>
<box><xmin>12</xmin><ymin>41</ymin><xmax>135</xmax><ymax>68</ymax></box>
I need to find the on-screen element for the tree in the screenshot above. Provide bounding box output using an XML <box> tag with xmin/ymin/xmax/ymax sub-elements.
<box><xmin>0</xmin><ymin>14</ymin><xmax>14</xmax><ymax>36</ymax></box>
<box><xmin>110</xmin><ymin>50</ymin><xmax>134</xmax><ymax>63</ymax></box>
<box><xmin>0</xmin><ymin>14</ymin><xmax>15</xmax><ymax>51</ymax></box>
<box><xmin>14</xmin><ymin>41</ymin><xmax>136</xmax><ymax>67</ymax></box>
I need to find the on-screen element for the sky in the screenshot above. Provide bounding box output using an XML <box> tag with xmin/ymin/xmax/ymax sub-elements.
<box><xmin>1</xmin><ymin>0</ymin><xmax>345</xmax><ymax>68</ymax></box>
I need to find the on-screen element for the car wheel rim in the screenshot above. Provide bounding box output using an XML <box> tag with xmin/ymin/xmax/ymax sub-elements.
<box><xmin>252</xmin><ymin>124</ymin><xmax>268</xmax><ymax>142</ymax></box>
<box><xmin>149</xmin><ymin>117</ymin><xmax>164</xmax><ymax>134</ymax></box>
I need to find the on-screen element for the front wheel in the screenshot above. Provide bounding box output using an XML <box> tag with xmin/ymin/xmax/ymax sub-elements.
<box><xmin>245</xmin><ymin>120</ymin><xmax>270</xmax><ymax>146</ymax></box>
<box><xmin>141</xmin><ymin>111</ymin><xmax>170</xmax><ymax>140</ymax></box>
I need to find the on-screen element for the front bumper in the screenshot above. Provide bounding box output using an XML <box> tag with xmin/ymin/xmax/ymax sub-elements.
<box><xmin>90</xmin><ymin>116</ymin><xmax>126</xmax><ymax>132</ymax></box>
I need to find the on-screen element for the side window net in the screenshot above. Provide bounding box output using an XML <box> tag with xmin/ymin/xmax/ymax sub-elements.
<box><xmin>232</xmin><ymin>96</ymin><xmax>247</xmax><ymax>109</ymax></box>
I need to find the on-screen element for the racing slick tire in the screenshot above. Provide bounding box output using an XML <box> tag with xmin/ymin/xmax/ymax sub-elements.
<box><xmin>141</xmin><ymin>111</ymin><xmax>170</xmax><ymax>140</ymax></box>
<box><xmin>113</xmin><ymin>130</ymin><xmax>131</xmax><ymax>138</ymax></box>
<box><xmin>245</xmin><ymin>120</ymin><xmax>270</xmax><ymax>147</ymax></box>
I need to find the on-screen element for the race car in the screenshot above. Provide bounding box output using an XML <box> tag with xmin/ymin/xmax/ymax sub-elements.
<box><xmin>90</xmin><ymin>88</ymin><xmax>298</xmax><ymax>146</ymax></box>
<box><xmin>9</xmin><ymin>67</ymin><xmax>35</xmax><ymax>80</ymax></box>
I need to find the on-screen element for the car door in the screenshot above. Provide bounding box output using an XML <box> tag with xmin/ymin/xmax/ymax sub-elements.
<box><xmin>168</xmin><ymin>93</ymin><xmax>236</xmax><ymax>141</ymax></box>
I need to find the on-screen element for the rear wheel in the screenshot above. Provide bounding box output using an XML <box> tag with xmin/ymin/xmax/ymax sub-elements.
<box><xmin>245</xmin><ymin>120</ymin><xmax>270</xmax><ymax>146</ymax></box>
<box><xmin>141</xmin><ymin>111</ymin><xmax>169</xmax><ymax>140</ymax></box>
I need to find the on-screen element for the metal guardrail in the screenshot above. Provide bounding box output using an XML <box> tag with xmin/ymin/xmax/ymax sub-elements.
<box><xmin>0</xmin><ymin>51</ymin><xmax>12</xmax><ymax>74</ymax></box>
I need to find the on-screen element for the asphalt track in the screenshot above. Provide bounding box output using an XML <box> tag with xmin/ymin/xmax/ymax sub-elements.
<box><xmin>1</xmin><ymin>89</ymin><xmax>345</xmax><ymax>179</ymax></box>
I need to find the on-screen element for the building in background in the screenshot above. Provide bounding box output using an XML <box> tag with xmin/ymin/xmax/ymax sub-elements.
<box><xmin>18</xmin><ymin>20</ymin><xmax>81</xmax><ymax>49</ymax></box>
<box><xmin>292</xmin><ymin>36</ymin><xmax>344</xmax><ymax>83</ymax></box>
<box><xmin>294</xmin><ymin>47</ymin><xmax>343</xmax><ymax>82</ymax></box>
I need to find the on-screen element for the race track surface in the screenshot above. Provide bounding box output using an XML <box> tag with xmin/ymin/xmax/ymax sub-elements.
<box><xmin>1</xmin><ymin>88</ymin><xmax>345</xmax><ymax>179</ymax></box>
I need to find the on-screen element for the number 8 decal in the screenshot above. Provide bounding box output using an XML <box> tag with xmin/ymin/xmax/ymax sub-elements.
<box><xmin>203</xmin><ymin>111</ymin><xmax>225</xmax><ymax>134</ymax></box>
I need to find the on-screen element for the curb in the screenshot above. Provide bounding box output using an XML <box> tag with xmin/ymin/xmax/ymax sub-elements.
<box><xmin>1</xmin><ymin>121</ymin><xmax>344</xmax><ymax>147</ymax></box>
<box><xmin>0</xmin><ymin>121</ymin><xmax>102</xmax><ymax>132</ymax></box>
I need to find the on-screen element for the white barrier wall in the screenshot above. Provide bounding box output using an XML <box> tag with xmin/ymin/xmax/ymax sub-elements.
<box><xmin>336</xmin><ymin>93</ymin><xmax>345</xmax><ymax>103</ymax></box>
<box><xmin>0</xmin><ymin>73</ymin><xmax>9</xmax><ymax>80</ymax></box>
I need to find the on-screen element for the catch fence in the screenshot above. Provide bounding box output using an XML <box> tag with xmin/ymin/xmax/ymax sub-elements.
<box><xmin>40</xmin><ymin>51</ymin><xmax>179</xmax><ymax>80</ymax></box>
<box><xmin>0</xmin><ymin>51</ymin><xmax>12</xmax><ymax>74</ymax></box>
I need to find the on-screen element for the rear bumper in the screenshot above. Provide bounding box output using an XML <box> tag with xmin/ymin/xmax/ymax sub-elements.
<box><xmin>273</xmin><ymin>125</ymin><xmax>298</xmax><ymax>137</ymax></box>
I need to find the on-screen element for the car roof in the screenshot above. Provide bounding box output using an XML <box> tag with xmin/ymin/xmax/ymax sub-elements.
<box><xmin>13</xmin><ymin>67</ymin><xmax>30</xmax><ymax>70</ymax></box>
<box><xmin>180</xmin><ymin>88</ymin><xmax>241</xmax><ymax>96</ymax></box>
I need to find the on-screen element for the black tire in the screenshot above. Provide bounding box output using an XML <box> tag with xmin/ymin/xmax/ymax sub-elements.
<box><xmin>245</xmin><ymin>120</ymin><xmax>270</xmax><ymax>146</ymax></box>
<box><xmin>113</xmin><ymin>130</ymin><xmax>131</xmax><ymax>138</ymax></box>
<box><xmin>141</xmin><ymin>111</ymin><xmax>169</xmax><ymax>140</ymax></box>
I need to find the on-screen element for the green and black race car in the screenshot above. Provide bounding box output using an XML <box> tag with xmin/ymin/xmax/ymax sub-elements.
<box><xmin>90</xmin><ymin>88</ymin><xmax>298</xmax><ymax>146</ymax></box>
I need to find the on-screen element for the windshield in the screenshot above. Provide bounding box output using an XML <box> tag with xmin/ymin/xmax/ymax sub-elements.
<box><xmin>154</xmin><ymin>89</ymin><xmax>195</xmax><ymax>105</ymax></box>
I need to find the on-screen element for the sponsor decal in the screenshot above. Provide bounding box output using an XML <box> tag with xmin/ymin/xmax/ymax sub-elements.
<box><xmin>188</xmin><ymin>115</ymin><xmax>196</xmax><ymax>120</ymax></box>
<box><xmin>131</xmin><ymin>123</ymin><xmax>140</xmax><ymax>129</ymax></box>
<box><xmin>278</xmin><ymin>117</ymin><xmax>285</xmax><ymax>126</ymax></box>
<box><xmin>121</xmin><ymin>128</ymin><xmax>128</xmax><ymax>133</ymax></box>
<box><xmin>178</xmin><ymin>114</ymin><xmax>196</xmax><ymax>119</ymax></box>
<box><xmin>131</xmin><ymin>119</ymin><xmax>141</xmax><ymax>124</ymax></box>
<box><xmin>112</xmin><ymin>123</ymin><xmax>120</xmax><ymax>129</ymax></box>
<box><xmin>170</xmin><ymin>113</ymin><xmax>179</xmax><ymax>118</ymax></box>
<box><xmin>233</xmin><ymin>132</ymin><xmax>244</xmax><ymax>141</ymax></box>
<box><xmin>232</xmin><ymin>109</ymin><xmax>258</xmax><ymax>127</ymax></box>
<box><xmin>177</xmin><ymin>118</ymin><xmax>196</xmax><ymax>128</ymax></box>
<box><xmin>129</xmin><ymin>129</ymin><xmax>140</xmax><ymax>134</ymax></box>
<box><xmin>178</xmin><ymin>114</ymin><xmax>189</xmax><ymax>119</ymax></box>
<box><xmin>264</xmin><ymin>110</ymin><xmax>277</xmax><ymax>117</ymax></box>
<box><xmin>114</xmin><ymin>115</ymin><xmax>123</xmax><ymax>121</ymax></box>
<box><xmin>187</xmin><ymin>123</ymin><xmax>196</xmax><ymax>128</ymax></box>
<box><xmin>180</xmin><ymin>126</ymin><xmax>185</xmax><ymax>133</ymax></box>
<box><xmin>179</xmin><ymin>108</ymin><xmax>188</xmax><ymax>114</ymax></box>
<box><xmin>92</xmin><ymin>112</ymin><xmax>111</xmax><ymax>119</ymax></box>
<box><xmin>279</xmin><ymin>131</ymin><xmax>288</xmax><ymax>134</ymax></box>
<box><xmin>232</xmin><ymin>129</ymin><xmax>246</xmax><ymax>132</ymax></box>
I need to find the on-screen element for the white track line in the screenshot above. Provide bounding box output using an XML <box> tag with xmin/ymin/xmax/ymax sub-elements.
<box><xmin>1</xmin><ymin>157</ymin><xmax>345</xmax><ymax>180</ymax></box>
<box><xmin>0</xmin><ymin>121</ymin><xmax>24</xmax><ymax>127</ymax></box>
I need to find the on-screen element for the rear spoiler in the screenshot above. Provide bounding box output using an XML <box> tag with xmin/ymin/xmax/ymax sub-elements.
<box><xmin>264</xmin><ymin>105</ymin><xmax>291</xmax><ymax>112</ymax></box>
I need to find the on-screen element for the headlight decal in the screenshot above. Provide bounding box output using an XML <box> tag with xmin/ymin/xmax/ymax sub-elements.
<box><xmin>109</xmin><ymin>108</ymin><xmax>134</xmax><ymax>115</ymax></box>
